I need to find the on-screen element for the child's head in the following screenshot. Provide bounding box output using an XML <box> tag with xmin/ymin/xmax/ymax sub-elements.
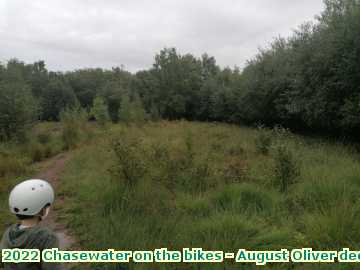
<box><xmin>9</xmin><ymin>179</ymin><xmax>54</xmax><ymax>222</ymax></box>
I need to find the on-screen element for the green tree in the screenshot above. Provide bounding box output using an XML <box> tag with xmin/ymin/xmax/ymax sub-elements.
<box><xmin>66</xmin><ymin>69</ymin><xmax>109</xmax><ymax>109</ymax></box>
<box><xmin>41</xmin><ymin>78</ymin><xmax>77</xmax><ymax>120</ymax></box>
<box><xmin>152</xmin><ymin>48</ymin><xmax>203</xmax><ymax>120</ymax></box>
<box><xmin>100</xmin><ymin>81</ymin><xmax>124</xmax><ymax>122</ymax></box>
<box><xmin>118</xmin><ymin>94</ymin><xmax>147</xmax><ymax>125</ymax></box>
<box><xmin>91</xmin><ymin>96</ymin><xmax>110</xmax><ymax>126</ymax></box>
<box><xmin>60</xmin><ymin>104</ymin><xmax>88</xmax><ymax>149</ymax></box>
<box><xmin>0</xmin><ymin>81</ymin><xmax>38</xmax><ymax>141</ymax></box>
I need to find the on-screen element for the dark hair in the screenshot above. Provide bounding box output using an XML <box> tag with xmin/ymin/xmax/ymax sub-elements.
<box><xmin>14</xmin><ymin>204</ymin><xmax>51</xmax><ymax>220</ymax></box>
<box><xmin>16</xmin><ymin>214</ymin><xmax>36</xmax><ymax>220</ymax></box>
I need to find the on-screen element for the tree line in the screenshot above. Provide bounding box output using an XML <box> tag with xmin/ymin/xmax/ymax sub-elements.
<box><xmin>1</xmin><ymin>0</ymin><xmax>359</xmax><ymax>141</ymax></box>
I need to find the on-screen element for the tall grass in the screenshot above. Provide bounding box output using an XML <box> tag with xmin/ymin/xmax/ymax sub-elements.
<box><xmin>57</xmin><ymin>121</ymin><xmax>360</xmax><ymax>270</ymax></box>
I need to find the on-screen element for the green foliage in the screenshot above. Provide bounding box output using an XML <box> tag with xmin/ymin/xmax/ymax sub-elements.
<box><xmin>273</xmin><ymin>144</ymin><xmax>300</xmax><ymax>192</ymax></box>
<box><xmin>0</xmin><ymin>80</ymin><xmax>38</xmax><ymax>141</ymax></box>
<box><xmin>254</xmin><ymin>125</ymin><xmax>273</xmax><ymax>154</ymax></box>
<box><xmin>149</xmin><ymin>104</ymin><xmax>161</xmax><ymax>121</ymax></box>
<box><xmin>90</xmin><ymin>96</ymin><xmax>110</xmax><ymax>126</ymax></box>
<box><xmin>110</xmin><ymin>135</ymin><xmax>147</xmax><ymax>188</ymax></box>
<box><xmin>41</xmin><ymin>78</ymin><xmax>77</xmax><ymax>121</ymax></box>
<box><xmin>60</xmin><ymin>105</ymin><xmax>87</xmax><ymax>150</ymax></box>
<box><xmin>66</xmin><ymin>68</ymin><xmax>111</xmax><ymax>109</ymax></box>
<box><xmin>27</xmin><ymin>142</ymin><xmax>46</xmax><ymax>162</ymax></box>
<box><xmin>99</xmin><ymin>80</ymin><xmax>127</xmax><ymax>122</ymax></box>
<box><xmin>118</xmin><ymin>94</ymin><xmax>148</xmax><ymax>125</ymax></box>
<box><xmin>184</xmin><ymin>131</ymin><xmax>195</xmax><ymax>168</ymax></box>
<box><xmin>37</xmin><ymin>132</ymin><xmax>52</xmax><ymax>145</ymax></box>
<box><xmin>24</xmin><ymin>140</ymin><xmax>53</xmax><ymax>162</ymax></box>
<box><xmin>152</xmin><ymin>48</ymin><xmax>203</xmax><ymax>119</ymax></box>
<box><xmin>341</xmin><ymin>94</ymin><xmax>360</xmax><ymax>130</ymax></box>
<box><xmin>0</xmin><ymin>153</ymin><xmax>27</xmax><ymax>177</ymax></box>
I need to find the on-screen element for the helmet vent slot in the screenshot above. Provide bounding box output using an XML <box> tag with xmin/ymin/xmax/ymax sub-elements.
<box><xmin>23</xmin><ymin>208</ymin><xmax>28</xmax><ymax>212</ymax></box>
<box><xmin>14</xmin><ymin>208</ymin><xmax>19</xmax><ymax>213</ymax></box>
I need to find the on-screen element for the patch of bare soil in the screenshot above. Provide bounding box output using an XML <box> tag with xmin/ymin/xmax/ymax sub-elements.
<box><xmin>35</xmin><ymin>153</ymin><xmax>78</xmax><ymax>269</ymax></box>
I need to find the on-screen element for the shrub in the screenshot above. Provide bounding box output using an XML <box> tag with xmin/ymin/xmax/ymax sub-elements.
<box><xmin>118</xmin><ymin>94</ymin><xmax>148</xmax><ymax>126</ymax></box>
<box><xmin>91</xmin><ymin>96</ymin><xmax>110</xmax><ymax>126</ymax></box>
<box><xmin>110</xmin><ymin>136</ymin><xmax>147</xmax><ymax>187</ymax></box>
<box><xmin>60</xmin><ymin>106</ymin><xmax>87</xmax><ymax>150</ymax></box>
<box><xmin>227</xmin><ymin>144</ymin><xmax>245</xmax><ymax>156</ymax></box>
<box><xmin>150</xmin><ymin>142</ymin><xmax>170</xmax><ymax>162</ymax></box>
<box><xmin>0</xmin><ymin>80</ymin><xmax>39</xmax><ymax>142</ymax></box>
<box><xmin>273</xmin><ymin>144</ymin><xmax>300</xmax><ymax>192</ymax></box>
<box><xmin>149</xmin><ymin>104</ymin><xmax>161</xmax><ymax>121</ymax></box>
<box><xmin>24</xmin><ymin>141</ymin><xmax>50</xmax><ymax>163</ymax></box>
<box><xmin>29</xmin><ymin>143</ymin><xmax>44</xmax><ymax>162</ymax></box>
<box><xmin>43</xmin><ymin>144</ymin><xmax>53</xmax><ymax>158</ymax></box>
<box><xmin>0</xmin><ymin>155</ymin><xmax>26</xmax><ymax>177</ymax></box>
<box><xmin>222</xmin><ymin>157</ymin><xmax>248</xmax><ymax>183</ymax></box>
<box><xmin>273</xmin><ymin>125</ymin><xmax>293</xmax><ymax>140</ymax></box>
<box><xmin>37</xmin><ymin>133</ymin><xmax>51</xmax><ymax>144</ymax></box>
<box><xmin>188</xmin><ymin>159</ymin><xmax>213</xmax><ymax>193</ymax></box>
<box><xmin>254</xmin><ymin>125</ymin><xmax>272</xmax><ymax>154</ymax></box>
<box><xmin>184</xmin><ymin>131</ymin><xmax>195</xmax><ymax>168</ymax></box>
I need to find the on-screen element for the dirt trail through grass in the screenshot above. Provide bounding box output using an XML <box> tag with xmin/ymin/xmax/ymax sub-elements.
<box><xmin>35</xmin><ymin>152</ymin><xmax>76</xmax><ymax>256</ymax></box>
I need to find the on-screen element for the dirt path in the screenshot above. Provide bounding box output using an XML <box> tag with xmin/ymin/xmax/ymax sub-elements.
<box><xmin>35</xmin><ymin>153</ymin><xmax>77</xmax><ymax>257</ymax></box>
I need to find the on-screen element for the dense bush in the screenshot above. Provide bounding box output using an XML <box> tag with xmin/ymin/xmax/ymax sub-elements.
<box><xmin>254</xmin><ymin>126</ymin><xmax>273</xmax><ymax>155</ymax></box>
<box><xmin>90</xmin><ymin>96</ymin><xmax>110</xmax><ymax>126</ymax></box>
<box><xmin>110</xmin><ymin>135</ymin><xmax>147</xmax><ymax>187</ymax></box>
<box><xmin>273</xmin><ymin>144</ymin><xmax>300</xmax><ymax>192</ymax></box>
<box><xmin>60</xmin><ymin>106</ymin><xmax>88</xmax><ymax>149</ymax></box>
<box><xmin>41</xmin><ymin>78</ymin><xmax>77</xmax><ymax>121</ymax></box>
<box><xmin>0</xmin><ymin>154</ymin><xmax>26</xmax><ymax>177</ymax></box>
<box><xmin>0</xmin><ymin>80</ymin><xmax>38</xmax><ymax>141</ymax></box>
<box><xmin>27</xmin><ymin>142</ymin><xmax>45</xmax><ymax>162</ymax></box>
<box><xmin>37</xmin><ymin>132</ymin><xmax>52</xmax><ymax>144</ymax></box>
<box><xmin>118</xmin><ymin>94</ymin><xmax>148</xmax><ymax>125</ymax></box>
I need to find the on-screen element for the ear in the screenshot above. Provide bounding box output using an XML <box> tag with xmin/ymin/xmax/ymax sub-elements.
<box><xmin>41</xmin><ymin>206</ymin><xmax>51</xmax><ymax>220</ymax></box>
<box><xmin>37</xmin><ymin>206</ymin><xmax>50</xmax><ymax>221</ymax></box>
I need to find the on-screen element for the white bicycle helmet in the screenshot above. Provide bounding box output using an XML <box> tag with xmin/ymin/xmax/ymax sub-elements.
<box><xmin>9</xmin><ymin>179</ymin><xmax>54</xmax><ymax>216</ymax></box>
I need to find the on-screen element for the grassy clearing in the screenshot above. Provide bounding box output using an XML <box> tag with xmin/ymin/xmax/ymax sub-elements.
<box><xmin>58</xmin><ymin>121</ymin><xmax>360</xmax><ymax>270</ymax></box>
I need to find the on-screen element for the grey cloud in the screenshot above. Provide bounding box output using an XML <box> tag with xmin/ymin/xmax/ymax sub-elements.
<box><xmin>0</xmin><ymin>0</ymin><xmax>324</xmax><ymax>72</ymax></box>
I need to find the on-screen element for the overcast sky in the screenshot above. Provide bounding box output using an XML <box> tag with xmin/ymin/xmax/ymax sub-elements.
<box><xmin>0</xmin><ymin>0</ymin><xmax>324</xmax><ymax>72</ymax></box>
